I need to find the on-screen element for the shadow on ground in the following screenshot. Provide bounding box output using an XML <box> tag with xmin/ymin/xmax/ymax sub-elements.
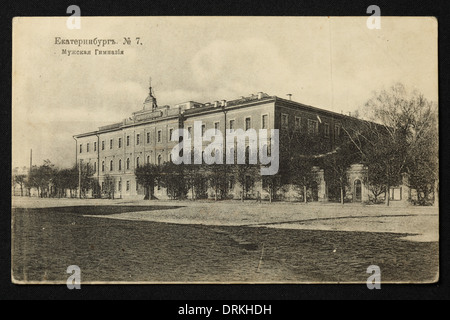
<box><xmin>13</xmin><ymin>206</ymin><xmax>185</xmax><ymax>216</ymax></box>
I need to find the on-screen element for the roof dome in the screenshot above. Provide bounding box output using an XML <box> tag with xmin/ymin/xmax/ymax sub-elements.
<box><xmin>143</xmin><ymin>86</ymin><xmax>157</xmax><ymax>110</ymax></box>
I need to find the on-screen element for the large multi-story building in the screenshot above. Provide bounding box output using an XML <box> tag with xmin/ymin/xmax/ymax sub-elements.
<box><xmin>74</xmin><ymin>85</ymin><xmax>375</xmax><ymax>202</ymax></box>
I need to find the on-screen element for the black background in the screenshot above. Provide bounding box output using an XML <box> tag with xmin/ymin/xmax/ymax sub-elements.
<box><xmin>1</xmin><ymin>0</ymin><xmax>449</xmax><ymax>302</ymax></box>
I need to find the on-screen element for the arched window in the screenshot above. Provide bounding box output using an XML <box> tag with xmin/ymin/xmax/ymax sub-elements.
<box><xmin>93</xmin><ymin>162</ymin><xmax>97</xmax><ymax>173</ymax></box>
<box><xmin>245</xmin><ymin>146</ymin><xmax>250</xmax><ymax>164</ymax></box>
<box><xmin>118</xmin><ymin>159</ymin><xmax>122</xmax><ymax>171</ymax></box>
<box><xmin>110</xmin><ymin>160</ymin><xmax>113</xmax><ymax>171</ymax></box>
<box><xmin>102</xmin><ymin>161</ymin><xmax>105</xmax><ymax>172</ymax></box>
<box><xmin>136</xmin><ymin>157</ymin><xmax>140</xmax><ymax>168</ymax></box>
<box><xmin>126</xmin><ymin>158</ymin><xmax>130</xmax><ymax>170</ymax></box>
<box><xmin>228</xmin><ymin>146</ymin><xmax>236</xmax><ymax>163</ymax></box>
<box><xmin>262</xmin><ymin>144</ymin><xmax>268</xmax><ymax>157</ymax></box>
<box><xmin>147</xmin><ymin>155</ymin><xmax>150</xmax><ymax>164</ymax></box>
<box><xmin>157</xmin><ymin>155</ymin><xmax>162</xmax><ymax>166</ymax></box>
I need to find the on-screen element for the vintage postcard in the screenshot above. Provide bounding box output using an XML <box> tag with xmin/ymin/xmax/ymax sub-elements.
<box><xmin>12</xmin><ymin>16</ymin><xmax>439</xmax><ymax>284</ymax></box>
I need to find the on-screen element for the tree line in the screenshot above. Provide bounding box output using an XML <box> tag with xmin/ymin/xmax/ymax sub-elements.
<box><xmin>135</xmin><ymin>158</ymin><xmax>261</xmax><ymax>202</ymax></box>
<box><xmin>13</xmin><ymin>161</ymin><xmax>98</xmax><ymax>198</ymax></box>
<box><xmin>353</xmin><ymin>83</ymin><xmax>438</xmax><ymax>205</ymax></box>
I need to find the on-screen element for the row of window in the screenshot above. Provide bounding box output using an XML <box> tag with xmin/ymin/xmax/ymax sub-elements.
<box><xmin>102</xmin><ymin>179</ymin><xmax>166</xmax><ymax>193</ymax></box>
<box><xmin>91</xmin><ymin>155</ymin><xmax>167</xmax><ymax>173</ymax></box>
<box><xmin>280</xmin><ymin>114</ymin><xmax>341</xmax><ymax>138</ymax></box>
<box><xmin>184</xmin><ymin>116</ymin><xmax>267</xmax><ymax>137</ymax></box>
<box><xmin>102</xmin><ymin>174</ymin><xmax>288</xmax><ymax>194</ymax></box>
<box><xmin>102</xmin><ymin>176</ymin><xmax>240</xmax><ymax>194</ymax></box>
<box><xmin>79</xmin><ymin>130</ymin><xmax>172</xmax><ymax>154</ymax></box>
<box><xmin>102</xmin><ymin>180</ymin><xmax>132</xmax><ymax>192</ymax></box>
<box><xmin>91</xmin><ymin>142</ymin><xmax>270</xmax><ymax>174</ymax></box>
<box><xmin>79</xmin><ymin>115</ymin><xmax>341</xmax><ymax>154</ymax></box>
<box><xmin>80</xmin><ymin>117</ymin><xmax>271</xmax><ymax>154</ymax></box>
<box><xmin>228</xmin><ymin>116</ymin><xmax>267</xmax><ymax>131</ymax></box>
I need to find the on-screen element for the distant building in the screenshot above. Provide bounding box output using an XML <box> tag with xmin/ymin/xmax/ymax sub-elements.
<box><xmin>73</xmin><ymin>85</ymin><xmax>404</xmax><ymax>203</ymax></box>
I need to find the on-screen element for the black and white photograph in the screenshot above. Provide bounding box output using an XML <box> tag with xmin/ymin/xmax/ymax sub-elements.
<box><xmin>11</xmin><ymin>16</ymin><xmax>439</xmax><ymax>284</ymax></box>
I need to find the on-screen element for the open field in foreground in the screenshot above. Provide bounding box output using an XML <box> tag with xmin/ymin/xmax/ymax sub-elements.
<box><xmin>12</xmin><ymin>197</ymin><xmax>439</xmax><ymax>283</ymax></box>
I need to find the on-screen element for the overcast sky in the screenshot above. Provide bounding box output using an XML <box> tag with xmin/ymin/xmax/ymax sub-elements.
<box><xmin>12</xmin><ymin>16</ymin><xmax>438</xmax><ymax>169</ymax></box>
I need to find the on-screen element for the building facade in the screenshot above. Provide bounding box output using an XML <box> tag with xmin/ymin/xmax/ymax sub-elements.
<box><xmin>74</xmin><ymin>87</ymin><xmax>373</xmax><ymax>202</ymax></box>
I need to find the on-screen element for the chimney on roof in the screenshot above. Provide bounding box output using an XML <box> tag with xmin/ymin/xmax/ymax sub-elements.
<box><xmin>221</xmin><ymin>100</ymin><xmax>227</xmax><ymax>107</ymax></box>
<box><xmin>349</xmin><ymin>112</ymin><xmax>352</xmax><ymax>117</ymax></box>
<box><xmin>214</xmin><ymin>101</ymin><xmax>219</xmax><ymax>108</ymax></box>
<box><xmin>257</xmin><ymin>92</ymin><xmax>263</xmax><ymax>99</ymax></box>
<box><xmin>287</xmin><ymin>94</ymin><xmax>292</xmax><ymax>100</ymax></box>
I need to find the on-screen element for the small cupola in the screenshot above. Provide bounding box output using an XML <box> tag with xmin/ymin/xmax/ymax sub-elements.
<box><xmin>143</xmin><ymin>77</ymin><xmax>158</xmax><ymax>111</ymax></box>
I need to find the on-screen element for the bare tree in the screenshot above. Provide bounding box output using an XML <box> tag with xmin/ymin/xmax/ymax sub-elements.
<box><xmin>280</xmin><ymin>128</ymin><xmax>328</xmax><ymax>203</ymax></box>
<box><xmin>135</xmin><ymin>164</ymin><xmax>161</xmax><ymax>200</ymax></box>
<box><xmin>357</xmin><ymin>83</ymin><xmax>438</xmax><ymax>206</ymax></box>
<box><xmin>27</xmin><ymin>160</ymin><xmax>56</xmax><ymax>198</ymax></box>
<box><xmin>13</xmin><ymin>174</ymin><xmax>26</xmax><ymax>196</ymax></box>
<box><xmin>184</xmin><ymin>164</ymin><xmax>207</xmax><ymax>200</ymax></box>
<box><xmin>160</xmin><ymin>162</ymin><xmax>188</xmax><ymax>200</ymax></box>
<box><xmin>103</xmin><ymin>174</ymin><xmax>115</xmax><ymax>199</ymax></box>
<box><xmin>262</xmin><ymin>174</ymin><xmax>282</xmax><ymax>203</ymax></box>
<box><xmin>323</xmin><ymin>140</ymin><xmax>360</xmax><ymax>204</ymax></box>
<box><xmin>236</xmin><ymin>163</ymin><xmax>258</xmax><ymax>202</ymax></box>
<box><xmin>207</xmin><ymin>164</ymin><xmax>228</xmax><ymax>201</ymax></box>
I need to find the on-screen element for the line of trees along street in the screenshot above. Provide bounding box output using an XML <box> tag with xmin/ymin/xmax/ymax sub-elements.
<box><xmin>15</xmin><ymin>160</ymin><xmax>97</xmax><ymax>198</ymax></box>
<box><xmin>135</xmin><ymin>147</ymin><xmax>262</xmax><ymax>202</ymax></box>
<box><xmin>135</xmin><ymin>162</ymin><xmax>257</xmax><ymax>202</ymax></box>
